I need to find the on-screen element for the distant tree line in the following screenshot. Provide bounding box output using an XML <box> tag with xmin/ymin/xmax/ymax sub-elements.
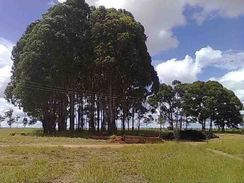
<box><xmin>4</xmin><ymin>0</ymin><xmax>243</xmax><ymax>134</ymax></box>
<box><xmin>149</xmin><ymin>80</ymin><xmax>243</xmax><ymax>132</ymax></box>
<box><xmin>0</xmin><ymin>109</ymin><xmax>33</xmax><ymax>128</ymax></box>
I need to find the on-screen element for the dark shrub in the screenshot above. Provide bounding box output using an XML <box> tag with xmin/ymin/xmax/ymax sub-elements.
<box><xmin>160</xmin><ymin>130</ymin><xmax>218</xmax><ymax>141</ymax></box>
<box><xmin>160</xmin><ymin>131</ymin><xmax>175</xmax><ymax>140</ymax></box>
<box><xmin>180</xmin><ymin>130</ymin><xmax>207</xmax><ymax>141</ymax></box>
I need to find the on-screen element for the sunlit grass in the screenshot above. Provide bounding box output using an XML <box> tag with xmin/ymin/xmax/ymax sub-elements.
<box><xmin>206</xmin><ymin>134</ymin><xmax>244</xmax><ymax>158</ymax></box>
<box><xmin>0</xmin><ymin>129</ymin><xmax>244</xmax><ymax>182</ymax></box>
<box><xmin>121</xmin><ymin>143</ymin><xmax>244</xmax><ymax>183</ymax></box>
<box><xmin>0</xmin><ymin>128</ymin><xmax>106</xmax><ymax>145</ymax></box>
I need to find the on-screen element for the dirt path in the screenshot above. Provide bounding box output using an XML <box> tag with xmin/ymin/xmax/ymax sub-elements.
<box><xmin>207</xmin><ymin>148</ymin><xmax>243</xmax><ymax>161</ymax></box>
<box><xmin>0</xmin><ymin>143</ymin><xmax>145</xmax><ymax>149</ymax></box>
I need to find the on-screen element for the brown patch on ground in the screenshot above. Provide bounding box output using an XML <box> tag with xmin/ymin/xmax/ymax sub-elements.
<box><xmin>0</xmin><ymin>143</ymin><xmax>145</xmax><ymax>149</ymax></box>
<box><xmin>110</xmin><ymin>135</ymin><xmax>163</xmax><ymax>144</ymax></box>
<box><xmin>180</xmin><ymin>141</ymin><xmax>208</xmax><ymax>146</ymax></box>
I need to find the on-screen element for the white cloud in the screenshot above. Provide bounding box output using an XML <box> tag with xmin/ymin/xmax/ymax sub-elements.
<box><xmin>0</xmin><ymin>38</ymin><xmax>27</xmax><ymax>119</ymax></box>
<box><xmin>156</xmin><ymin>55</ymin><xmax>199</xmax><ymax>84</ymax></box>
<box><xmin>187</xmin><ymin>0</ymin><xmax>244</xmax><ymax>23</ymax></box>
<box><xmin>0</xmin><ymin>38</ymin><xmax>13</xmax><ymax>68</ymax></box>
<box><xmin>156</xmin><ymin>46</ymin><xmax>244</xmax><ymax>84</ymax></box>
<box><xmin>0</xmin><ymin>38</ymin><xmax>13</xmax><ymax>98</ymax></box>
<box><xmin>57</xmin><ymin>0</ymin><xmax>66</xmax><ymax>3</ymax></box>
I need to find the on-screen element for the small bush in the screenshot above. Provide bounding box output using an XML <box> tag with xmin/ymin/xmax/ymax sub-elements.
<box><xmin>160</xmin><ymin>130</ymin><xmax>218</xmax><ymax>141</ymax></box>
<box><xmin>180</xmin><ymin>130</ymin><xmax>207</xmax><ymax>141</ymax></box>
<box><xmin>160</xmin><ymin>131</ymin><xmax>175</xmax><ymax>140</ymax></box>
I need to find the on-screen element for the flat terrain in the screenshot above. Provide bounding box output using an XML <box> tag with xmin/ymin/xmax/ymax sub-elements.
<box><xmin>0</xmin><ymin>129</ymin><xmax>243</xmax><ymax>183</ymax></box>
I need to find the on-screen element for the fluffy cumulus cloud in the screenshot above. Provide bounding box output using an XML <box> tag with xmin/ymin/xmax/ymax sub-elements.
<box><xmin>156</xmin><ymin>46</ymin><xmax>244</xmax><ymax>83</ymax></box>
<box><xmin>156</xmin><ymin>55</ymin><xmax>199</xmax><ymax>84</ymax></box>
<box><xmin>187</xmin><ymin>0</ymin><xmax>244</xmax><ymax>24</ymax></box>
<box><xmin>57</xmin><ymin>0</ymin><xmax>244</xmax><ymax>54</ymax></box>
<box><xmin>0</xmin><ymin>38</ymin><xmax>27</xmax><ymax>121</ymax></box>
<box><xmin>0</xmin><ymin>38</ymin><xmax>13</xmax><ymax>97</ymax></box>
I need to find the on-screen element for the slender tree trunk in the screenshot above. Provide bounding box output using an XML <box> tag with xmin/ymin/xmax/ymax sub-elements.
<box><xmin>112</xmin><ymin>97</ymin><xmax>117</xmax><ymax>133</ymax></box>
<box><xmin>97</xmin><ymin>99</ymin><xmax>100</xmax><ymax>132</ymax></box>
<box><xmin>221</xmin><ymin>125</ymin><xmax>225</xmax><ymax>132</ymax></box>
<box><xmin>169</xmin><ymin>112</ymin><xmax>174</xmax><ymax>130</ymax></box>
<box><xmin>127</xmin><ymin>117</ymin><xmax>130</xmax><ymax>131</ymax></box>
<box><xmin>108</xmin><ymin>79</ymin><xmax>114</xmax><ymax>134</ymax></box>
<box><xmin>58</xmin><ymin>107</ymin><xmax>66</xmax><ymax>132</ymax></box>
<box><xmin>179</xmin><ymin>115</ymin><xmax>183</xmax><ymax>131</ymax></box>
<box><xmin>122</xmin><ymin>110</ymin><xmax>125</xmax><ymax>134</ymax></box>
<box><xmin>77</xmin><ymin>105</ymin><xmax>81</xmax><ymax>131</ymax></box>
<box><xmin>89</xmin><ymin>95</ymin><xmax>95</xmax><ymax>133</ymax></box>
<box><xmin>209</xmin><ymin>118</ymin><xmax>213</xmax><ymax>132</ymax></box>
<box><xmin>138</xmin><ymin>118</ymin><xmax>140</xmax><ymax>132</ymax></box>
<box><xmin>101</xmin><ymin>107</ymin><xmax>106</xmax><ymax>132</ymax></box>
<box><xmin>80</xmin><ymin>95</ymin><xmax>84</xmax><ymax>131</ymax></box>
<box><xmin>132</xmin><ymin>108</ymin><xmax>135</xmax><ymax>133</ymax></box>
<box><xmin>69</xmin><ymin>92</ymin><xmax>75</xmax><ymax>132</ymax></box>
<box><xmin>202</xmin><ymin>120</ymin><xmax>206</xmax><ymax>131</ymax></box>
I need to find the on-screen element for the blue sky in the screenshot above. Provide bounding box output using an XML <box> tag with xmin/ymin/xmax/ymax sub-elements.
<box><xmin>0</xmin><ymin>0</ymin><xmax>244</xmax><ymax>117</ymax></box>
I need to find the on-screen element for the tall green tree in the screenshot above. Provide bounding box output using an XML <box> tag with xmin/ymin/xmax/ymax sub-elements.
<box><xmin>5</xmin><ymin>2</ymin><xmax>159</xmax><ymax>135</ymax></box>
<box><xmin>90</xmin><ymin>7</ymin><xmax>159</xmax><ymax>133</ymax></box>
<box><xmin>6</xmin><ymin>0</ymin><xmax>91</xmax><ymax>134</ymax></box>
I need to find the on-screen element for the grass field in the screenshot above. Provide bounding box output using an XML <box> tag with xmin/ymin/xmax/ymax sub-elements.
<box><xmin>0</xmin><ymin>129</ymin><xmax>243</xmax><ymax>183</ymax></box>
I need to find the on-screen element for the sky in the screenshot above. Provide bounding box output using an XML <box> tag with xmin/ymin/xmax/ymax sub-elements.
<box><xmin>0</xmin><ymin>0</ymin><xmax>244</xmax><ymax>119</ymax></box>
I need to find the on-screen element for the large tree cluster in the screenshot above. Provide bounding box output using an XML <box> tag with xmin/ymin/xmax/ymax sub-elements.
<box><xmin>5</xmin><ymin>0</ymin><xmax>159</xmax><ymax>134</ymax></box>
<box><xmin>149</xmin><ymin>80</ymin><xmax>243</xmax><ymax>132</ymax></box>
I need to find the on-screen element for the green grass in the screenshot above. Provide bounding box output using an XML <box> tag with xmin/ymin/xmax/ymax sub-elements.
<box><xmin>206</xmin><ymin>134</ymin><xmax>244</xmax><ymax>158</ymax></box>
<box><xmin>0</xmin><ymin>128</ymin><xmax>106</xmax><ymax>145</ymax></box>
<box><xmin>0</xmin><ymin>128</ymin><xmax>244</xmax><ymax>183</ymax></box>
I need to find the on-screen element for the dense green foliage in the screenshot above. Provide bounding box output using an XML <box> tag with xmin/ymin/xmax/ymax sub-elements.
<box><xmin>5</xmin><ymin>0</ymin><xmax>159</xmax><ymax>134</ymax></box>
<box><xmin>149</xmin><ymin>80</ymin><xmax>243</xmax><ymax>132</ymax></box>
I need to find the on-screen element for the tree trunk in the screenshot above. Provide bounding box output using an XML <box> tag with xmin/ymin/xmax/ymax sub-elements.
<box><xmin>132</xmin><ymin>107</ymin><xmax>135</xmax><ymax>133</ymax></box>
<box><xmin>101</xmin><ymin>107</ymin><xmax>106</xmax><ymax>132</ymax></box>
<box><xmin>77</xmin><ymin>105</ymin><xmax>81</xmax><ymax>131</ymax></box>
<box><xmin>89</xmin><ymin>95</ymin><xmax>95</xmax><ymax>133</ymax></box>
<box><xmin>43</xmin><ymin>114</ymin><xmax>56</xmax><ymax>134</ymax></box>
<box><xmin>58</xmin><ymin>98</ymin><xmax>67</xmax><ymax>132</ymax></box>
<box><xmin>122</xmin><ymin>110</ymin><xmax>126</xmax><ymax>134</ymax></box>
<box><xmin>221</xmin><ymin>125</ymin><xmax>225</xmax><ymax>132</ymax></box>
<box><xmin>97</xmin><ymin>99</ymin><xmax>100</xmax><ymax>132</ymax></box>
<box><xmin>202</xmin><ymin>120</ymin><xmax>206</xmax><ymax>131</ymax></box>
<box><xmin>138</xmin><ymin>118</ymin><xmax>140</xmax><ymax>132</ymax></box>
<box><xmin>127</xmin><ymin>117</ymin><xmax>130</xmax><ymax>131</ymax></box>
<box><xmin>80</xmin><ymin>96</ymin><xmax>84</xmax><ymax>131</ymax></box>
<box><xmin>108</xmin><ymin>80</ymin><xmax>114</xmax><ymax>134</ymax></box>
<box><xmin>209</xmin><ymin>118</ymin><xmax>213</xmax><ymax>132</ymax></box>
<box><xmin>69</xmin><ymin>92</ymin><xmax>75</xmax><ymax>132</ymax></box>
<box><xmin>179</xmin><ymin>115</ymin><xmax>183</xmax><ymax>130</ymax></box>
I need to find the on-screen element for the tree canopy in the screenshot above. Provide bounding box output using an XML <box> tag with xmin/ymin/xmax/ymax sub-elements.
<box><xmin>149</xmin><ymin>80</ymin><xmax>243</xmax><ymax>132</ymax></box>
<box><xmin>5</xmin><ymin>0</ymin><xmax>159</xmax><ymax>134</ymax></box>
<box><xmin>5</xmin><ymin>0</ymin><xmax>242</xmax><ymax>134</ymax></box>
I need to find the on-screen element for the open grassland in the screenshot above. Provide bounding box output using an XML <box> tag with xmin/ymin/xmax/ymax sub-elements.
<box><xmin>0</xmin><ymin>129</ymin><xmax>243</xmax><ymax>183</ymax></box>
<box><xmin>205</xmin><ymin>134</ymin><xmax>244</xmax><ymax>159</ymax></box>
